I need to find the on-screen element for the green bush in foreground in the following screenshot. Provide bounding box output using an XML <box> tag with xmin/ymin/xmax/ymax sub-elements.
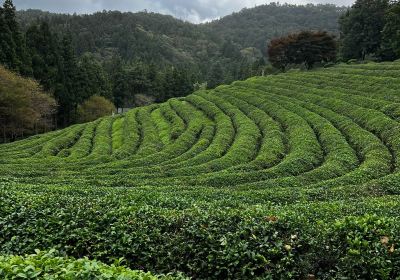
<box><xmin>0</xmin><ymin>249</ymin><xmax>186</xmax><ymax>280</ymax></box>
<box><xmin>1</xmin><ymin>183</ymin><xmax>400</xmax><ymax>279</ymax></box>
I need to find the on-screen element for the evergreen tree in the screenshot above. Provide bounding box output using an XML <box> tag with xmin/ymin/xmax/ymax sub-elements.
<box><xmin>26</xmin><ymin>21</ymin><xmax>60</xmax><ymax>90</ymax></box>
<box><xmin>112</xmin><ymin>64</ymin><xmax>128</xmax><ymax>108</ymax></box>
<box><xmin>208</xmin><ymin>63</ymin><xmax>225</xmax><ymax>89</ymax></box>
<box><xmin>78</xmin><ymin>54</ymin><xmax>112</xmax><ymax>102</ymax></box>
<box><xmin>339</xmin><ymin>0</ymin><xmax>389</xmax><ymax>60</ymax></box>
<box><xmin>147</xmin><ymin>63</ymin><xmax>159</xmax><ymax>98</ymax></box>
<box><xmin>0</xmin><ymin>2</ymin><xmax>18</xmax><ymax>70</ymax></box>
<box><xmin>164</xmin><ymin>67</ymin><xmax>193</xmax><ymax>99</ymax></box>
<box><xmin>112</xmin><ymin>63</ymin><xmax>149</xmax><ymax>108</ymax></box>
<box><xmin>381</xmin><ymin>1</ymin><xmax>400</xmax><ymax>60</ymax></box>
<box><xmin>56</xmin><ymin>34</ymin><xmax>79</xmax><ymax>125</ymax></box>
<box><xmin>3</xmin><ymin>0</ymin><xmax>31</xmax><ymax>74</ymax></box>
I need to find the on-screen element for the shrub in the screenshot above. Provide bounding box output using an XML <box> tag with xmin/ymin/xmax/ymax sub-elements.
<box><xmin>78</xmin><ymin>95</ymin><xmax>116</xmax><ymax>123</ymax></box>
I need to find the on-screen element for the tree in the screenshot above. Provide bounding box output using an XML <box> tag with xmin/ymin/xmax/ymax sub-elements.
<box><xmin>112</xmin><ymin>67</ymin><xmax>130</xmax><ymax>108</ymax></box>
<box><xmin>77</xmin><ymin>54</ymin><xmax>112</xmax><ymax>102</ymax></box>
<box><xmin>26</xmin><ymin>21</ymin><xmax>60</xmax><ymax>90</ymax></box>
<box><xmin>164</xmin><ymin>67</ymin><xmax>194</xmax><ymax>98</ymax></box>
<box><xmin>56</xmin><ymin>33</ymin><xmax>80</xmax><ymax>126</ymax></box>
<box><xmin>2</xmin><ymin>0</ymin><xmax>31</xmax><ymax>75</ymax></box>
<box><xmin>381</xmin><ymin>1</ymin><xmax>400</xmax><ymax>60</ymax></box>
<box><xmin>112</xmin><ymin>62</ymin><xmax>151</xmax><ymax>108</ymax></box>
<box><xmin>207</xmin><ymin>63</ymin><xmax>225</xmax><ymax>89</ymax></box>
<box><xmin>146</xmin><ymin>62</ymin><xmax>163</xmax><ymax>101</ymax></box>
<box><xmin>77</xmin><ymin>95</ymin><xmax>115</xmax><ymax>123</ymax></box>
<box><xmin>268</xmin><ymin>31</ymin><xmax>337</xmax><ymax>70</ymax></box>
<box><xmin>268</xmin><ymin>36</ymin><xmax>292</xmax><ymax>71</ymax></box>
<box><xmin>0</xmin><ymin>1</ymin><xmax>17</xmax><ymax>71</ymax></box>
<box><xmin>0</xmin><ymin>7</ymin><xmax>10</xmax><ymax>64</ymax></box>
<box><xmin>291</xmin><ymin>31</ymin><xmax>337</xmax><ymax>69</ymax></box>
<box><xmin>0</xmin><ymin>65</ymin><xmax>57</xmax><ymax>142</ymax></box>
<box><xmin>339</xmin><ymin>0</ymin><xmax>389</xmax><ymax>60</ymax></box>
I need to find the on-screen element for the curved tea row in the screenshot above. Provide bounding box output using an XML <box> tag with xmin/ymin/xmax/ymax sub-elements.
<box><xmin>1</xmin><ymin>62</ymin><xmax>400</xmax><ymax>191</ymax></box>
<box><xmin>1</xmin><ymin>61</ymin><xmax>400</xmax><ymax>279</ymax></box>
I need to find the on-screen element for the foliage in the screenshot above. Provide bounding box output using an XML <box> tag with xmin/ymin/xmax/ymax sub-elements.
<box><xmin>15</xmin><ymin>3</ymin><xmax>343</xmax><ymax>95</ymax></box>
<box><xmin>339</xmin><ymin>0</ymin><xmax>400</xmax><ymax>61</ymax></box>
<box><xmin>0</xmin><ymin>0</ymin><xmax>31</xmax><ymax>75</ymax></box>
<box><xmin>0</xmin><ymin>249</ymin><xmax>185</xmax><ymax>279</ymax></box>
<box><xmin>268</xmin><ymin>31</ymin><xmax>337</xmax><ymax>70</ymax></box>
<box><xmin>381</xmin><ymin>1</ymin><xmax>400</xmax><ymax>59</ymax></box>
<box><xmin>2</xmin><ymin>0</ymin><xmax>197</xmax><ymax>129</ymax></box>
<box><xmin>0</xmin><ymin>65</ymin><xmax>56</xmax><ymax>142</ymax></box>
<box><xmin>16</xmin><ymin>4</ymin><xmax>342</xmax><ymax>67</ymax></box>
<box><xmin>2</xmin><ymin>1</ymin><xmax>367</xmax><ymax>134</ymax></box>
<box><xmin>1</xmin><ymin>62</ymin><xmax>400</xmax><ymax>278</ymax></box>
<box><xmin>78</xmin><ymin>95</ymin><xmax>116</xmax><ymax>123</ymax></box>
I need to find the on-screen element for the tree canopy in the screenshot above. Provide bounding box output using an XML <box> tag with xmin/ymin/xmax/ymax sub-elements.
<box><xmin>381</xmin><ymin>1</ymin><xmax>400</xmax><ymax>59</ymax></box>
<box><xmin>268</xmin><ymin>31</ymin><xmax>337</xmax><ymax>70</ymax></box>
<box><xmin>339</xmin><ymin>0</ymin><xmax>400</xmax><ymax>61</ymax></box>
<box><xmin>16</xmin><ymin>4</ymin><xmax>343</xmax><ymax>86</ymax></box>
<box><xmin>77</xmin><ymin>95</ymin><xmax>116</xmax><ymax>123</ymax></box>
<box><xmin>0</xmin><ymin>65</ymin><xmax>56</xmax><ymax>142</ymax></box>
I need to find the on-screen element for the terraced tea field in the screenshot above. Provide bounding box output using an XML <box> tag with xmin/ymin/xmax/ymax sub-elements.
<box><xmin>1</xmin><ymin>61</ymin><xmax>400</xmax><ymax>279</ymax></box>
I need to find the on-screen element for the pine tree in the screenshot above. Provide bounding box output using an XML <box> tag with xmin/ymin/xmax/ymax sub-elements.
<box><xmin>208</xmin><ymin>63</ymin><xmax>225</xmax><ymax>89</ymax></box>
<box><xmin>0</xmin><ymin>3</ymin><xmax>17</xmax><ymax>70</ymax></box>
<box><xmin>26</xmin><ymin>21</ymin><xmax>60</xmax><ymax>90</ymax></box>
<box><xmin>78</xmin><ymin>54</ymin><xmax>112</xmax><ymax>102</ymax></box>
<box><xmin>2</xmin><ymin>0</ymin><xmax>31</xmax><ymax>74</ymax></box>
<box><xmin>112</xmin><ymin>69</ymin><xmax>128</xmax><ymax>108</ymax></box>
<box><xmin>56</xmin><ymin>34</ymin><xmax>79</xmax><ymax>125</ymax></box>
<box><xmin>381</xmin><ymin>1</ymin><xmax>400</xmax><ymax>60</ymax></box>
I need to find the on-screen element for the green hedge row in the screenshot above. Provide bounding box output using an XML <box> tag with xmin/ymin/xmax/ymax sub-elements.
<box><xmin>1</xmin><ymin>183</ymin><xmax>400</xmax><ymax>279</ymax></box>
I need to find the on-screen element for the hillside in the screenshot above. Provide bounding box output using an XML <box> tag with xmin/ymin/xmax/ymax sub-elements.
<box><xmin>207</xmin><ymin>4</ymin><xmax>344</xmax><ymax>52</ymax></box>
<box><xmin>16</xmin><ymin>4</ymin><xmax>343</xmax><ymax>78</ymax></box>
<box><xmin>1</xmin><ymin>61</ymin><xmax>400</xmax><ymax>278</ymax></box>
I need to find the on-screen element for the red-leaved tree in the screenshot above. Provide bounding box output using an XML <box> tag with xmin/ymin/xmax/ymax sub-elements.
<box><xmin>268</xmin><ymin>31</ymin><xmax>337</xmax><ymax>71</ymax></box>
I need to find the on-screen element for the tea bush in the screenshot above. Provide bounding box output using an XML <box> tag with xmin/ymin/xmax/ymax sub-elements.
<box><xmin>1</xmin><ymin>61</ymin><xmax>400</xmax><ymax>279</ymax></box>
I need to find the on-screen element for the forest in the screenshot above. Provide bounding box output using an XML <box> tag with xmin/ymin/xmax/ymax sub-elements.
<box><xmin>1</xmin><ymin>0</ymin><xmax>400</xmax><ymax>141</ymax></box>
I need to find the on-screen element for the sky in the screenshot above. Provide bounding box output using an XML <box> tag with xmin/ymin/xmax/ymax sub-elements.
<box><xmin>12</xmin><ymin>0</ymin><xmax>353</xmax><ymax>23</ymax></box>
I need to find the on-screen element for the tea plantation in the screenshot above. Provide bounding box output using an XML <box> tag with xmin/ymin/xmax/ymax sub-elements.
<box><xmin>1</xmin><ymin>61</ymin><xmax>400</xmax><ymax>279</ymax></box>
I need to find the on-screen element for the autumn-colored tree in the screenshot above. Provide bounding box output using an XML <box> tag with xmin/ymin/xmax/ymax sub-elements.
<box><xmin>0</xmin><ymin>65</ymin><xmax>57</xmax><ymax>142</ymax></box>
<box><xmin>268</xmin><ymin>36</ymin><xmax>293</xmax><ymax>71</ymax></box>
<box><xmin>268</xmin><ymin>31</ymin><xmax>337</xmax><ymax>70</ymax></box>
<box><xmin>77</xmin><ymin>95</ymin><xmax>115</xmax><ymax>123</ymax></box>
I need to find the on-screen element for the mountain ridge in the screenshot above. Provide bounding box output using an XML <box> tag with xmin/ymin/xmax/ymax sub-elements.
<box><xmin>16</xmin><ymin>3</ymin><xmax>344</xmax><ymax>80</ymax></box>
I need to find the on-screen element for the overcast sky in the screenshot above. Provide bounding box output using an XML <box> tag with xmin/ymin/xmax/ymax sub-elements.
<box><xmin>12</xmin><ymin>0</ymin><xmax>353</xmax><ymax>23</ymax></box>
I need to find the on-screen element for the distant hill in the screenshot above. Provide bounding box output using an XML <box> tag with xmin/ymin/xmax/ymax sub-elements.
<box><xmin>207</xmin><ymin>4</ymin><xmax>345</xmax><ymax>52</ymax></box>
<box><xmin>16</xmin><ymin>4</ymin><xmax>345</xmax><ymax>79</ymax></box>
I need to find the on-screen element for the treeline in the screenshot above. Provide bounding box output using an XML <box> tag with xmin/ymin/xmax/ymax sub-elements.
<box><xmin>16</xmin><ymin>4</ymin><xmax>343</xmax><ymax>88</ymax></box>
<box><xmin>0</xmin><ymin>0</ymin><xmax>196</xmax><ymax>128</ymax></box>
<box><xmin>340</xmin><ymin>0</ymin><xmax>400</xmax><ymax>61</ymax></box>
<box><xmin>266</xmin><ymin>0</ymin><xmax>400</xmax><ymax>71</ymax></box>
<box><xmin>2</xmin><ymin>0</ymin><xmax>399</xmax><ymax>138</ymax></box>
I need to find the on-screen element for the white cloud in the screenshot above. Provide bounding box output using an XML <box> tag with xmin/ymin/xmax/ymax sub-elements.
<box><xmin>11</xmin><ymin>0</ymin><xmax>354</xmax><ymax>22</ymax></box>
